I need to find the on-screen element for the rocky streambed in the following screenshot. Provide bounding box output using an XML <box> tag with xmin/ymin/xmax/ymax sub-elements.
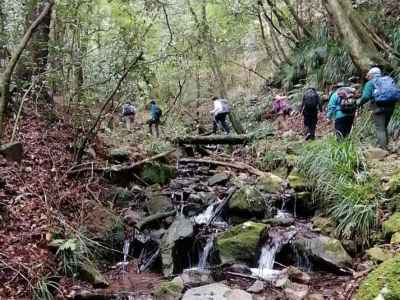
<box><xmin>66</xmin><ymin>157</ymin><xmax>371</xmax><ymax>300</ymax></box>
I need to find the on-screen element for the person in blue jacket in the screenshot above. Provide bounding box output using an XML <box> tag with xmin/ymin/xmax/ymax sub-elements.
<box><xmin>147</xmin><ymin>99</ymin><xmax>162</xmax><ymax>137</ymax></box>
<box><xmin>327</xmin><ymin>86</ymin><xmax>356</xmax><ymax>138</ymax></box>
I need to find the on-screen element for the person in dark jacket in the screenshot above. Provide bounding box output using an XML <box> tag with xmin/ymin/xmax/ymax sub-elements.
<box><xmin>357</xmin><ymin>67</ymin><xmax>396</xmax><ymax>148</ymax></box>
<box><xmin>147</xmin><ymin>99</ymin><xmax>161</xmax><ymax>137</ymax></box>
<box><xmin>300</xmin><ymin>88</ymin><xmax>322</xmax><ymax>140</ymax></box>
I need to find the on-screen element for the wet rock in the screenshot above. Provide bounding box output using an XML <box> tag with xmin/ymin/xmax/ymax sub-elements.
<box><xmin>263</xmin><ymin>216</ymin><xmax>295</xmax><ymax>227</ymax></box>
<box><xmin>365</xmin><ymin>147</ymin><xmax>389</xmax><ymax>161</ymax></box>
<box><xmin>225</xmin><ymin>263</ymin><xmax>252</xmax><ymax>274</ymax></box>
<box><xmin>257</xmin><ymin>173</ymin><xmax>284</xmax><ymax>193</ymax></box>
<box><xmin>382</xmin><ymin>212</ymin><xmax>400</xmax><ymax>237</ymax></box>
<box><xmin>160</xmin><ymin>216</ymin><xmax>194</xmax><ymax>277</ymax></box>
<box><xmin>305</xmin><ymin>294</ymin><xmax>324</xmax><ymax>300</ymax></box>
<box><xmin>180</xmin><ymin>268</ymin><xmax>213</xmax><ymax>287</ymax></box>
<box><xmin>357</xmin><ymin>256</ymin><xmax>400</xmax><ymax>300</ymax></box>
<box><xmin>79</xmin><ymin>262</ymin><xmax>109</xmax><ymax>288</ymax></box>
<box><xmin>295</xmin><ymin>192</ymin><xmax>315</xmax><ymax>216</ymax></box>
<box><xmin>216</xmin><ymin>221</ymin><xmax>267</xmax><ymax>265</ymax></box>
<box><xmin>182</xmin><ymin>283</ymin><xmax>231</xmax><ymax>300</ymax></box>
<box><xmin>390</xmin><ymin>232</ymin><xmax>400</xmax><ymax>244</ymax></box>
<box><xmin>287</xmin><ymin>266</ymin><xmax>311</xmax><ymax>284</ymax></box>
<box><xmin>312</xmin><ymin>216</ymin><xmax>335</xmax><ymax>236</ymax></box>
<box><xmin>247</xmin><ymin>280</ymin><xmax>265</xmax><ymax>293</ymax></box>
<box><xmin>146</xmin><ymin>190</ymin><xmax>174</xmax><ymax>215</ymax></box>
<box><xmin>0</xmin><ymin>142</ymin><xmax>23</xmax><ymax>162</ymax></box>
<box><xmin>123</xmin><ymin>209</ymin><xmax>142</xmax><ymax>226</ymax></box>
<box><xmin>228</xmin><ymin>186</ymin><xmax>268</xmax><ymax>219</ymax></box>
<box><xmin>284</xmin><ymin>282</ymin><xmax>309</xmax><ymax>300</ymax></box>
<box><xmin>288</xmin><ymin>169</ymin><xmax>307</xmax><ymax>191</ymax></box>
<box><xmin>274</xmin><ymin>275</ymin><xmax>290</xmax><ymax>288</ymax></box>
<box><xmin>366</xmin><ymin>246</ymin><xmax>393</xmax><ymax>263</ymax></box>
<box><xmin>141</xmin><ymin>162</ymin><xmax>176</xmax><ymax>185</ymax></box>
<box><xmin>225</xmin><ymin>289</ymin><xmax>252</xmax><ymax>300</ymax></box>
<box><xmin>110</xmin><ymin>147</ymin><xmax>130</xmax><ymax>162</ymax></box>
<box><xmin>153</xmin><ymin>277</ymin><xmax>184</xmax><ymax>300</ymax></box>
<box><xmin>195</xmin><ymin>191</ymin><xmax>218</xmax><ymax>205</ymax></box>
<box><xmin>208</xmin><ymin>173</ymin><xmax>230</xmax><ymax>186</ymax></box>
<box><xmin>293</xmin><ymin>236</ymin><xmax>352</xmax><ymax>272</ymax></box>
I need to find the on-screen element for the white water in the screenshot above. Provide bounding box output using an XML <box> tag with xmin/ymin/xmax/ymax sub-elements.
<box><xmin>250</xmin><ymin>244</ymin><xmax>282</xmax><ymax>281</ymax></box>
<box><xmin>118</xmin><ymin>239</ymin><xmax>131</xmax><ymax>272</ymax></box>
<box><xmin>275</xmin><ymin>209</ymin><xmax>293</xmax><ymax>220</ymax></box>
<box><xmin>193</xmin><ymin>203</ymin><xmax>216</xmax><ymax>225</ymax></box>
<box><xmin>198</xmin><ymin>235</ymin><xmax>214</xmax><ymax>270</ymax></box>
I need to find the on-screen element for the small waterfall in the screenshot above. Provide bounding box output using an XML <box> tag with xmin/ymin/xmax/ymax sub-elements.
<box><xmin>275</xmin><ymin>209</ymin><xmax>293</xmax><ymax>220</ymax></box>
<box><xmin>193</xmin><ymin>203</ymin><xmax>216</xmax><ymax>225</ymax></box>
<box><xmin>198</xmin><ymin>235</ymin><xmax>214</xmax><ymax>270</ymax></box>
<box><xmin>258</xmin><ymin>244</ymin><xmax>278</xmax><ymax>270</ymax></box>
<box><xmin>122</xmin><ymin>239</ymin><xmax>131</xmax><ymax>272</ymax></box>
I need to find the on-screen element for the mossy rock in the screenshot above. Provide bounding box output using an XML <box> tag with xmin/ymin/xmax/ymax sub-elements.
<box><xmin>110</xmin><ymin>147</ymin><xmax>130</xmax><ymax>162</ymax></box>
<box><xmin>312</xmin><ymin>216</ymin><xmax>336</xmax><ymax>237</ymax></box>
<box><xmin>141</xmin><ymin>162</ymin><xmax>176</xmax><ymax>185</ymax></box>
<box><xmin>382</xmin><ymin>213</ymin><xmax>400</xmax><ymax>236</ymax></box>
<box><xmin>386</xmin><ymin>171</ymin><xmax>400</xmax><ymax>196</ymax></box>
<box><xmin>257</xmin><ymin>173</ymin><xmax>283</xmax><ymax>193</ymax></box>
<box><xmin>390</xmin><ymin>232</ymin><xmax>400</xmax><ymax>244</ymax></box>
<box><xmin>216</xmin><ymin>221</ymin><xmax>267</xmax><ymax>265</ymax></box>
<box><xmin>229</xmin><ymin>186</ymin><xmax>266</xmax><ymax>218</ymax></box>
<box><xmin>366</xmin><ymin>246</ymin><xmax>393</xmax><ymax>263</ymax></box>
<box><xmin>79</xmin><ymin>261</ymin><xmax>109</xmax><ymax>288</ymax></box>
<box><xmin>288</xmin><ymin>169</ymin><xmax>307</xmax><ymax>192</ymax></box>
<box><xmin>153</xmin><ymin>278</ymin><xmax>184</xmax><ymax>300</ymax></box>
<box><xmin>356</xmin><ymin>256</ymin><xmax>400</xmax><ymax>300</ymax></box>
<box><xmin>107</xmin><ymin>187</ymin><xmax>135</xmax><ymax>208</ymax></box>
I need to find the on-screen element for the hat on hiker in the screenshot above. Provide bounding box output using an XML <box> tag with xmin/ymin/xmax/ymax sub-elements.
<box><xmin>367</xmin><ymin>67</ymin><xmax>382</xmax><ymax>77</ymax></box>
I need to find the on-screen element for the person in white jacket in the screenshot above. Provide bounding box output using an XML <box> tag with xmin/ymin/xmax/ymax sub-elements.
<box><xmin>210</xmin><ymin>96</ymin><xmax>230</xmax><ymax>134</ymax></box>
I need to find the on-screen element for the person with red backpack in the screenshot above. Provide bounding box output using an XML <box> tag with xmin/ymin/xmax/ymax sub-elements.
<box><xmin>357</xmin><ymin>67</ymin><xmax>400</xmax><ymax>148</ymax></box>
<box><xmin>300</xmin><ymin>88</ymin><xmax>322</xmax><ymax>140</ymax></box>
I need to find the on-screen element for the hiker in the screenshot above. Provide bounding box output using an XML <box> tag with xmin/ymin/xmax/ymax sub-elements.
<box><xmin>272</xmin><ymin>95</ymin><xmax>292</xmax><ymax>131</ymax></box>
<box><xmin>357</xmin><ymin>67</ymin><xmax>400</xmax><ymax>149</ymax></box>
<box><xmin>210</xmin><ymin>96</ymin><xmax>231</xmax><ymax>134</ymax></box>
<box><xmin>300</xmin><ymin>87</ymin><xmax>322</xmax><ymax>140</ymax></box>
<box><xmin>121</xmin><ymin>101</ymin><xmax>136</xmax><ymax>130</ymax></box>
<box><xmin>147</xmin><ymin>99</ymin><xmax>162</xmax><ymax>137</ymax></box>
<box><xmin>327</xmin><ymin>86</ymin><xmax>357</xmax><ymax>139</ymax></box>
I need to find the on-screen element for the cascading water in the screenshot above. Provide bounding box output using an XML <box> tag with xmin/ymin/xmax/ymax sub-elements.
<box><xmin>193</xmin><ymin>203</ymin><xmax>216</xmax><ymax>225</ymax></box>
<box><xmin>122</xmin><ymin>239</ymin><xmax>131</xmax><ymax>272</ymax></box>
<box><xmin>198</xmin><ymin>235</ymin><xmax>214</xmax><ymax>270</ymax></box>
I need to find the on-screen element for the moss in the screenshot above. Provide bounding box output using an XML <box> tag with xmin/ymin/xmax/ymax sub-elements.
<box><xmin>153</xmin><ymin>280</ymin><xmax>183</xmax><ymax>298</ymax></box>
<box><xmin>366</xmin><ymin>246</ymin><xmax>393</xmax><ymax>263</ymax></box>
<box><xmin>216</xmin><ymin>222</ymin><xmax>267</xmax><ymax>264</ymax></box>
<box><xmin>257</xmin><ymin>173</ymin><xmax>283</xmax><ymax>193</ymax></box>
<box><xmin>229</xmin><ymin>187</ymin><xmax>265</xmax><ymax>216</ymax></box>
<box><xmin>141</xmin><ymin>162</ymin><xmax>176</xmax><ymax>185</ymax></box>
<box><xmin>390</xmin><ymin>232</ymin><xmax>400</xmax><ymax>244</ymax></box>
<box><xmin>386</xmin><ymin>171</ymin><xmax>400</xmax><ymax>196</ymax></box>
<box><xmin>288</xmin><ymin>169</ymin><xmax>307</xmax><ymax>191</ymax></box>
<box><xmin>382</xmin><ymin>213</ymin><xmax>400</xmax><ymax>236</ymax></box>
<box><xmin>357</xmin><ymin>256</ymin><xmax>400</xmax><ymax>300</ymax></box>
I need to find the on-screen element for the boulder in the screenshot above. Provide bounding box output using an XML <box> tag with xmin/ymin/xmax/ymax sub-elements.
<box><xmin>356</xmin><ymin>256</ymin><xmax>400</xmax><ymax>300</ymax></box>
<box><xmin>216</xmin><ymin>221</ymin><xmax>267</xmax><ymax>265</ymax></box>
<box><xmin>141</xmin><ymin>162</ymin><xmax>176</xmax><ymax>185</ymax></box>
<box><xmin>382</xmin><ymin>213</ymin><xmax>400</xmax><ymax>237</ymax></box>
<box><xmin>306</xmin><ymin>294</ymin><xmax>324</xmax><ymax>300</ymax></box>
<box><xmin>288</xmin><ymin>169</ymin><xmax>307</xmax><ymax>192</ymax></box>
<box><xmin>284</xmin><ymin>282</ymin><xmax>309</xmax><ymax>300</ymax></box>
<box><xmin>293</xmin><ymin>236</ymin><xmax>352</xmax><ymax>272</ymax></box>
<box><xmin>247</xmin><ymin>280</ymin><xmax>265</xmax><ymax>293</ymax></box>
<box><xmin>182</xmin><ymin>283</ymin><xmax>252</xmax><ymax>300</ymax></box>
<box><xmin>312</xmin><ymin>216</ymin><xmax>335</xmax><ymax>236</ymax></box>
<box><xmin>295</xmin><ymin>192</ymin><xmax>315</xmax><ymax>216</ymax></box>
<box><xmin>365</xmin><ymin>147</ymin><xmax>389</xmax><ymax>161</ymax></box>
<box><xmin>180</xmin><ymin>268</ymin><xmax>213</xmax><ymax>287</ymax></box>
<box><xmin>287</xmin><ymin>266</ymin><xmax>311</xmax><ymax>284</ymax></box>
<box><xmin>123</xmin><ymin>209</ymin><xmax>143</xmax><ymax>226</ymax></box>
<box><xmin>366</xmin><ymin>246</ymin><xmax>393</xmax><ymax>263</ymax></box>
<box><xmin>146</xmin><ymin>189</ymin><xmax>174</xmax><ymax>215</ymax></box>
<box><xmin>79</xmin><ymin>262</ymin><xmax>109</xmax><ymax>288</ymax></box>
<box><xmin>160</xmin><ymin>216</ymin><xmax>194</xmax><ymax>277</ymax></box>
<box><xmin>0</xmin><ymin>142</ymin><xmax>23</xmax><ymax>162</ymax></box>
<box><xmin>257</xmin><ymin>173</ymin><xmax>284</xmax><ymax>193</ymax></box>
<box><xmin>228</xmin><ymin>186</ymin><xmax>267</xmax><ymax>219</ymax></box>
<box><xmin>208</xmin><ymin>173</ymin><xmax>230</xmax><ymax>186</ymax></box>
<box><xmin>385</xmin><ymin>171</ymin><xmax>400</xmax><ymax>196</ymax></box>
<box><xmin>110</xmin><ymin>147</ymin><xmax>130</xmax><ymax>162</ymax></box>
<box><xmin>390</xmin><ymin>232</ymin><xmax>400</xmax><ymax>244</ymax></box>
<box><xmin>153</xmin><ymin>277</ymin><xmax>184</xmax><ymax>300</ymax></box>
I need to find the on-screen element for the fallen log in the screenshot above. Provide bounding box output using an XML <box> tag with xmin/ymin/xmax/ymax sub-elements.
<box><xmin>68</xmin><ymin>149</ymin><xmax>176</xmax><ymax>175</ymax></box>
<box><xmin>137</xmin><ymin>210</ymin><xmax>177</xmax><ymax>230</ymax></box>
<box><xmin>179</xmin><ymin>158</ymin><xmax>267</xmax><ymax>177</ymax></box>
<box><xmin>175</xmin><ymin>134</ymin><xmax>255</xmax><ymax>145</ymax></box>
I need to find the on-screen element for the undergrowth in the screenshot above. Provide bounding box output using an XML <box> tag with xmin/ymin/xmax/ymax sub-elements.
<box><xmin>297</xmin><ymin>137</ymin><xmax>381</xmax><ymax>245</ymax></box>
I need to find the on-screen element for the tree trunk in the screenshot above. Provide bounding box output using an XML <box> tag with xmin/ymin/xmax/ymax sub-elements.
<box><xmin>323</xmin><ymin>0</ymin><xmax>391</xmax><ymax>74</ymax></box>
<box><xmin>0</xmin><ymin>1</ymin><xmax>54</xmax><ymax>140</ymax></box>
<box><xmin>282</xmin><ymin>0</ymin><xmax>312</xmax><ymax>38</ymax></box>
<box><xmin>175</xmin><ymin>134</ymin><xmax>255</xmax><ymax>145</ymax></box>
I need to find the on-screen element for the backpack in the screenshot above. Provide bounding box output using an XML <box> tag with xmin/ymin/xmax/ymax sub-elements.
<box><xmin>153</xmin><ymin>106</ymin><xmax>162</xmax><ymax>120</ymax></box>
<box><xmin>123</xmin><ymin>104</ymin><xmax>135</xmax><ymax>116</ymax></box>
<box><xmin>372</xmin><ymin>76</ymin><xmax>400</xmax><ymax>103</ymax></box>
<box><xmin>303</xmin><ymin>89</ymin><xmax>320</xmax><ymax>112</ymax></box>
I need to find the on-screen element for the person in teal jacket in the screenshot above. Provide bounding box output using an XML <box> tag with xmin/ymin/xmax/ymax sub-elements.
<box><xmin>327</xmin><ymin>86</ymin><xmax>356</xmax><ymax>138</ymax></box>
<box><xmin>357</xmin><ymin>67</ymin><xmax>396</xmax><ymax>148</ymax></box>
